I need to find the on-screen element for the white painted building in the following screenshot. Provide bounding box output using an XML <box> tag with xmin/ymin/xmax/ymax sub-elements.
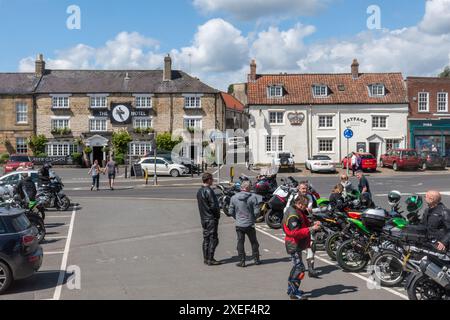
<box><xmin>246</xmin><ymin>59</ymin><xmax>409</xmax><ymax>165</ymax></box>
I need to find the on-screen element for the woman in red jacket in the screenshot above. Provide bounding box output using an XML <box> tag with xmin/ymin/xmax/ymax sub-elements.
<box><xmin>283</xmin><ymin>195</ymin><xmax>321</xmax><ymax>300</ymax></box>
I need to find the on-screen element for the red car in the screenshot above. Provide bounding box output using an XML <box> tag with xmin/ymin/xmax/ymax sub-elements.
<box><xmin>342</xmin><ymin>153</ymin><xmax>378</xmax><ymax>172</ymax></box>
<box><xmin>380</xmin><ymin>149</ymin><xmax>421</xmax><ymax>171</ymax></box>
<box><xmin>3</xmin><ymin>155</ymin><xmax>34</xmax><ymax>174</ymax></box>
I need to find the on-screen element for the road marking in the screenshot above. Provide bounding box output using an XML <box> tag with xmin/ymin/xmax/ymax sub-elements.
<box><xmin>46</xmin><ymin>215</ymin><xmax>72</xmax><ymax>219</ymax></box>
<box><xmin>45</xmin><ymin>251</ymin><xmax>65</xmax><ymax>255</ymax></box>
<box><xmin>52</xmin><ymin>206</ymin><xmax>77</xmax><ymax>301</ymax></box>
<box><xmin>255</xmin><ymin>226</ymin><xmax>408</xmax><ymax>300</ymax></box>
<box><xmin>74</xmin><ymin>196</ymin><xmax>196</xmax><ymax>202</ymax></box>
<box><xmin>45</xmin><ymin>236</ymin><xmax>68</xmax><ymax>240</ymax></box>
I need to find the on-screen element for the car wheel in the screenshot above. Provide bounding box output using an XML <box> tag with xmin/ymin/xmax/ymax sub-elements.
<box><xmin>393</xmin><ymin>162</ymin><xmax>399</xmax><ymax>171</ymax></box>
<box><xmin>170</xmin><ymin>170</ymin><xmax>180</xmax><ymax>178</ymax></box>
<box><xmin>0</xmin><ymin>261</ymin><xmax>12</xmax><ymax>295</ymax></box>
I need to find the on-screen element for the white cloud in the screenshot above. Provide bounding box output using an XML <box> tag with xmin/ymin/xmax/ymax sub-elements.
<box><xmin>193</xmin><ymin>0</ymin><xmax>329</xmax><ymax>20</ymax></box>
<box><xmin>419</xmin><ymin>0</ymin><xmax>450</xmax><ymax>35</ymax></box>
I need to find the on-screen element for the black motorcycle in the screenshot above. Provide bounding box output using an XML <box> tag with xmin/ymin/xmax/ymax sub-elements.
<box><xmin>37</xmin><ymin>175</ymin><xmax>71</xmax><ymax>211</ymax></box>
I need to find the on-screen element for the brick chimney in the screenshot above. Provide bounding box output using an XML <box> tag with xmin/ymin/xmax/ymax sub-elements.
<box><xmin>249</xmin><ymin>59</ymin><xmax>257</xmax><ymax>82</ymax></box>
<box><xmin>351</xmin><ymin>59</ymin><xmax>359</xmax><ymax>79</ymax></box>
<box><xmin>163</xmin><ymin>54</ymin><xmax>172</xmax><ymax>81</ymax></box>
<box><xmin>35</xmin><ymin>54</ymin><xmax>46</xmax><ymax>77</ymax></box>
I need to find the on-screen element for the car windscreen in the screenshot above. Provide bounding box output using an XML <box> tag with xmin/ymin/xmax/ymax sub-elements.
<box><xmin>9</xmin><ymin>156</ymin><xmax>30</xmax><ymax>162</ymax></box>
<box><xmin>10</xmin><ymin>214</ymin><xmax>31</xmax><ymax>232</ymax></box>
<box><xmin>313</xmin><ymin>156</ymin><xmax>331</xmax><ymax>160</ymax></box>
<box><xmin>279</xmin><ymin>153</ymin><xmax>290</xmax><ymax>158</ymax></box>
<box><xmin>360</xmin><ymin>155</ymin><xmax>375</xmax><ymax>159</ymax></box>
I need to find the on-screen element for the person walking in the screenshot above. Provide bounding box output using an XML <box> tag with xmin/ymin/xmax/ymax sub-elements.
<box><xmin>197</xmin><ymin>173</ymin><xmax>222</xmax><ymax>266</ymax></box>
<box><xmin>351</xmin><ymin>152</ymin><xmax>358</xmax><ymax>176</ymax></box>
<box><xmin>229</xmin><ymin>180</ymin><xmax>261</xmax><ymax>268</ymax></box>
<box><xmin>88</xmin><ymin>160</ymin><xmax>101</xmax><ymax>191</ymax></box>
<box><xmin>106</xmin><ymin>156</ymin><xmax>118</xmax><ymax>191</ymax></box>
<box><xmin>284</xmin><ymin>195</ymin><xmax>321</xmax><ymax>300</ymax></box>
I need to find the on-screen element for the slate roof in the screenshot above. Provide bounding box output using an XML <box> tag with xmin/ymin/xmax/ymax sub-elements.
<box><xmin>0</xmin><ymin>73</ymin><xmax>40</xmax><ymax>94</ymax></box>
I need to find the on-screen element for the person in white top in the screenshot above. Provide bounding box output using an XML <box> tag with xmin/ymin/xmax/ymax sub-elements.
<box><xmin>351</xmin><ymin>152</ymin><xmax>358</xmax><ymax>176</ymax></box>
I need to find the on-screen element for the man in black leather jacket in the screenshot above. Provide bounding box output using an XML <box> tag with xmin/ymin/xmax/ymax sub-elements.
<box><xmin>15</xmin><ymin>173</ymin><xmax>37</xmax><ymax>203</ymax></box>
<box><xmin>197</xmin><ymin>173</ymin><xmax>222</xmax><ymax>266</ymax></box>
<box><xmin>422</xmin><ymin>191</ymin><xmax>450</xmax><ymax>252</ymax></box>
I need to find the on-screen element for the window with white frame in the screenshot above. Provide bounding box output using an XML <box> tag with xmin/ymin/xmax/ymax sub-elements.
<box><xmin>386</xmin><ymin>139</ymin><xmax>401</xmax><ymax>151</ymax></box>
<box><xmin>16</xmin><ymin>138</ymin><xmax>28</xmax><ymax>154</ymax></box>
<box><xmin>372</xmin><ymin>116</ymin><xmax>388</xmax><ymax>129</ymax></box>
<box><xmin>89</xmin><ymin>118</ymin><xmax>107</xmax><ymax>132</ymax></box>
<box><xmin>130</xmin><ymin>142</ymin><xmax>152</xmax><ymax>156</ymax></box>
<box><xmin>318</xmin><ymin>139</ymin><xmax>334</xmax><ymax>152</ymax></box>
<box><xmin>184</xmin><ymin>117</ymin><xmax>202</xmax><ymax>129</ymax></box>
<box><xmin>318</xmin><ymin>115</ymin><xmax>333</xmax><ymax>128</ymax></box>
<box><xmin>133</xmin><ymin>117</ymin><xmax>152</xmax><ymax>129</ymax></box>
<box><xmin>135</xmin><ymin>96</ymin><xmax>152</xmax><ymax>108</ymax></box>
<box><xmin>269</xmin><ymin>111</ymin><xmax>284</xmax><ymax>124</ymax></box>
<box><xmin>16</xmin><ymin>103</ymin><xmax>28</xmax><ymax>124</ymax></box>
<box><xmin>438</xmin><ymin>92</ymin><xmax>448</xmax><ymax>112</ymax></box>
<box><xmin>369</xmin><ymin>84</ymin><xmax>385</xmax><ymax>97</ymax></box>
<box><xmin>184</xmin><ymin>96</ymin><xmax>201</xmax><ymax>108</ymax></box>
<box><xmin>268</xmin><ymin>86</ymin><xmax>283</xmax><ymax>98</ymax></box>
<box><xmin>266</xmin><ymin>136</ymin><xmax>284</xmax><ymax>153</ymax></box>
<box><xmin>51</xmin><ymin>118</ymin><xmax>70</xmax><ymax>130</ymax></box>
<box><xmin>418</xmin><ymin>92</ymin><xmax>429</xmax><ymax>112</ymax></box>
<box><xmin>46</xmin><ymin>143</ymin><xmax>78</xmax><ymax>157</ymax></box>
<box><xmin>90</xmin><ymin>96</ymin><xmax>108</xmax><ymax>108</ymax></box>
<box><xmin>52</xmin><ymin>96</ymin><xmax>70</xmax><ymax>109</ymax></box>
<box><xmin>313</xmin><ymin>85</ymin><xmax>328</xmax><ymax>97</ymax></box>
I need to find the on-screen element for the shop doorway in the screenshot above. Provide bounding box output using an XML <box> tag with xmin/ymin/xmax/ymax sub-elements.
<box><xmin>93</xmin><ymin>147</ymin><xmax>104</xmax><ymax>165</ymax></box>
<box><xmin>369</xmin><ymin>143</ymin><xmax>380</xmax><ymax>159</ymax></box>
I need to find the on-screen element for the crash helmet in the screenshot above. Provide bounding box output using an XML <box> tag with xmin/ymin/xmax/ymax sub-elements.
<box><xmin>388</xmin><ymin>191</ymin><xmax>402</xmax><ymax>206</ymax></box>
<box><xmin>405</xmin><ymin>195</ymin><xmax>423</xmax><ymax>213</ymax></box>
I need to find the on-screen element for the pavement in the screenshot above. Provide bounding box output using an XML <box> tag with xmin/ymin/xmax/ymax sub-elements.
<box><xmin>1</xmin><ymin>166</ymin><xmax>450</xmax><ymax>300</ymax></box>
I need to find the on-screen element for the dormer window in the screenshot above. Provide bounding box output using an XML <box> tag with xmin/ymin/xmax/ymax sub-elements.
<box><xmin>369</xmin><ymin>84</ymin><xmax>385</xmax><ymax>97</ymax></box>
<box><xmin>313</xmin><ymin>85</ymin><xmax>328</xmax><ymax>98</ymax></box>
<box><xmin>268</xmin><ymin>85</ymin><xmax>283</xmax><ymax>98</ymax></box>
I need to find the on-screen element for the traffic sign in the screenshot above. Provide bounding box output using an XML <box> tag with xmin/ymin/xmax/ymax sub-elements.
<box><xmin>344</xmin><ymin>129</ymin><xmax>354</xmax><ymax>139</ymax></box>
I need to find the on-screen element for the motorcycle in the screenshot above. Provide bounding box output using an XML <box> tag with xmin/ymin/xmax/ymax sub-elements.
<box><xmin>37</xmin><ymin>174</ymin><xmax>71</xmax><ymax>211</ymax></box>
<box><xmin>216</xmin><ymin>175</ymin><xmax>250</xmax><ymax>217</ymax></box>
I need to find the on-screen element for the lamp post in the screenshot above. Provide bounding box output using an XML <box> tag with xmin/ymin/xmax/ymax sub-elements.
<box><xmin>149</xmin><ymin>132</ymin><xmax>158</xmax><ymax>186</ymax></box>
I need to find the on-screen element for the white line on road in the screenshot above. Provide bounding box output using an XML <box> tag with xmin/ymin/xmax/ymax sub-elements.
<box><xmin>74</xmin><ymin>196</ymin><xmax>196</xmax><ymax>202</ymax></box>
<box><xmin>46</xmin><ymin>215</ymin><xmax>72</xmax><ymax>219</ymax></box>
<box><xmin>52</xmin><ymin>206</ymin><xmax>77</xmax><ymax>301</ymax></box>
<box><xmin>255</xmin><ymin>226</ymin><xmax>408</xmax><ymax>300</ymax></box>
<box><xmin>45</xmin><ymin>236</ymin><xmax>68</xmax><ymax>240</ymax></box>
<box><xmin>44</xmin><ymin>251</ymin><xmax>65</xmax><ymax>255</ymax></box>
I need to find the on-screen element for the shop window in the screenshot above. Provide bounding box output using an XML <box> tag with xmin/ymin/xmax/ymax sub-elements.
<box><xmin>46</xmin><ymin>144</ymin><xmax>78</xmax><ymax>157</ymax></box>
<box><xmin>386</xmin><ymin>139</ymin><xmax>401</xmax><ymax>151</ymax></box>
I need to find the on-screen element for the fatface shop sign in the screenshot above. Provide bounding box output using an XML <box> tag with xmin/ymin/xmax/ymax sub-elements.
<box><xmin>288</xmin><ymin>112</ymin><xmax>306</xmax><ymax>126</ymax></box>
<box><xmin>343</xmin><ymin>117</ymin><xmax>368</xmax><ymax>126</ymax></box>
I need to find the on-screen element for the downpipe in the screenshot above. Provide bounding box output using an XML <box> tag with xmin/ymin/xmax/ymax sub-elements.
<box><xmin>419</xmin><ymin>257</ymin><xmax>450</xmax><ymax>290</ymax></box>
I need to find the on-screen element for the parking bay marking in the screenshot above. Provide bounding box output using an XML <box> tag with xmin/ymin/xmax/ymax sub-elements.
<box><xmin>255</xmin><ymin>226</ymin><xmax>408</xmax><ymax>300</ymax></box>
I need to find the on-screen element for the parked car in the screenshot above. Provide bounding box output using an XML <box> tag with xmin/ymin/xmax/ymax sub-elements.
<box><xmin>0</xmin><ymin>207</ymin><xmax>43</xmax><ymax>294</ymax></box>
<box><xmin>305</xmin><ymin>155</ymin><xmax>336</xmax><ymax>173</ymax></box>
<box><xmin>380</xmin><ymin>149</ymin><xmax>421</xmax><ymax>171</ymax></box>
<box><xmin>3</xmin><ymin>155</ymin><xmax>34</xmax><ymax>174</ymax></box>
<box><xmin>138</xmin><ymin>157</ymin><xmax>188</xmax><ymax>177</ymax></box>
<box><xmin>419</xmin><ymin>151</ymin><xmax>447</xmax><ymax>170</ymax></box>
<box><xmin>143</xmin><ymin>151</ymin><xmax>200</xmax><ymax>174</ymax></box>
<box><xmin>0</xmin><ymin>170</ymin><xmax>40</xmax><ymax>189</ymax></box>
<box><xmin>275</xmin><ymin>152</ymin><xmax>295</xmax><ymax>173</ymax></box>
<box><xmin>341</xmin><ymin>153</ymin><xmax>378</xmax><ymax>172</ymax></box>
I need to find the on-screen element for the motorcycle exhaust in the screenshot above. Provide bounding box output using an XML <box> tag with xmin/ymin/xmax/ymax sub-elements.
<box><xmin>419</xmin><ymin>257</ymin><xmax>450</xmax><ymax>290</ymax></box>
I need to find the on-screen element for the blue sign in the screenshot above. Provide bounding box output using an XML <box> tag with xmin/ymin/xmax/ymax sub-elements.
<box><xmin>344</xmin><ymin>129</ymin><xmax>354</xmax><ymax>139</ymax></box>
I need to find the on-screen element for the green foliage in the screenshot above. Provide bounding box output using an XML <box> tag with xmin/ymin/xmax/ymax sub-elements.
<box><xmin>28</xmin><ymin>135</ymin><xmax>48</xmax><ymax>155</ymax></box>
<box><xmin>0</xmin><ymin>153</ymin><xmax>10</xmax><ymax>164</ymax></box>
<box><xmin>439</xmin><ymin>66</ymin><xmax>450</xmax><ymax>78</ymax></box>
<box><xmin>156</xmin><ymin>132</ymin><xmax>183</xmax><ymax>152</ymax></box>
<box><xmin>36</xmin><ymin>153</ymin><xmax>48</xmax><ymax>158</ymax></box>
<box><xmin>51</xmin><ymin>128</ymin><xmax>72</xmax><ymax>135</ymax></box>
<box><xmin>84</xmin><ymin>146</ymin><xmax>93</xmax><ymax>154</ymax></box>
<box><xmin>102</xmin><ymin>146</ymin><xmax>110</xmax><ymax>153</ymax></box>
<box><xmin>112</xmin><ymin>130</ymin><xmax>133</xmax><ymax>155</ymax></box>
<box><xmin>114</xmin><ymin>153</ymin><xmax>125</xmax><ymax>165</ymax></box>
<box><xmin>71</xmin><ymin>152</ymin><xmax>82</xmax><ymax>164</ymax></box>
<box><xmin>134</xmin><ymin>127</ymin><xmax>155</xmax><ymax>135</ymax></box>
<box><xmin>227</xmin><ymin>84</ymin><xmax>234</xmax><ymax>94</ymax></box>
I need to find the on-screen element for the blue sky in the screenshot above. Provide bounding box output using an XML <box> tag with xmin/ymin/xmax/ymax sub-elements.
<box><xmin>0</xmin><ymin>0</ymin><xmax>449</xmax><ymax>89</ymax></box>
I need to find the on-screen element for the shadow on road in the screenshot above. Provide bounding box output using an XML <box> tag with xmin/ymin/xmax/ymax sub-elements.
<box><xmin>305</xmin><ymin>284</ymin><xmax>358</xmax><ymax>298</ymax></box>
<box><xmin>6</xmin><ymin>270</ymin><xmax>65</xmax><ymax>295</ymax></box>
<box><xmin>316</xmin><ymin>264</ymin><xmax>340</xmax><ymax>276</ymax></box>
<box><xmin>221</xmin><ymin>256</ymin><xmax>291</xmax><ymax>265</ymax></box>
<box><xmin>45</xmin><ymin>223</ymin><xmax>66</xmax><ymax>228</ymax></box>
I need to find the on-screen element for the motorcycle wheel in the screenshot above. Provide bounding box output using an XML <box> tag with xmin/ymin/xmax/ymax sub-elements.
<box><xmin>256</xmin><ymin>203</ymin><xmax>268</xmax><ymax>223</ymax></box>
<box><xmin>336</xmin><ymin>239</ymin><xmax>369</xmax><ymax>272</ymax></box>
<box><xmin>407</xmin><ymin>273</ymin><xmax>448</xmax><ymax>300</ymax></box>
<box><xmin>370</xmin><ymin>249</ymin><xmax>406</xmax><ymax>287</ymax></box>
<box><xmin>265</xmin><ymin>209</ymin><xmax>283</xmax><ymax>230</ymax></box>
<box><xmin>28</xmin><ymin>215</ymin><xmax>46</xmax><ymax>244</ymax></box>
<box><xmin>56</xmin><ymin>196</ymin><xmax>71</xmax><ymax>211</ymax></box>
<box><xmin>325</xmin><ymin>232</ymin><xmax>345</xmax><ymax>261</ymax></box>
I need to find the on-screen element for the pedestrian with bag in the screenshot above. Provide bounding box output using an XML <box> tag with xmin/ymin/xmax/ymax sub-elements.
<box><xmin>88</xmin><ymin>160</ymin><xmax>102</xmax><ymax>191</ymax></box>
<box><xmin>197</xmin><ymin>173</ymin><xmax>222</xmax><ymax>266</ymax></box>
<box><xmin>229</xmin><ymin>180</ymin><xmax>261</xmax><ymax>268</ymax></box>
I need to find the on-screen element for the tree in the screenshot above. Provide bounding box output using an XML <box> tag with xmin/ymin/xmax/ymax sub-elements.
<box><xmin>227</xmin><ymin>84</ymin><xmax>234</xmax><ymax>94</ymax></box>
<box><xmin>439</xmin><ymin>66</ymin><xmax>450</xmax><ymax>78</ymax></box>
<box><xmin>112</xmin><ymin>130</ymin><xmax>133</xmax><ymax>155</ymax></box>
<box><xmin>28</xmin><ymin>135</ymin><xmax>48</xmax><ymax>155</ymax></box>
<box><xmin>156</xmin><ymin>132</ymin><xmax>183</xmax><ymax>152</ymax></box>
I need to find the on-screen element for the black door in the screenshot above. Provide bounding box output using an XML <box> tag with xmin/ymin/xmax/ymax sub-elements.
<box><xmin>93</xmin><ymin>147</ymin><xmax>103</xmax><ymax>165</ymax></box>
<box><xmin>369</xmin><ymin>143</ymin><xmax>379</xmax><ymax>159</ymax></box>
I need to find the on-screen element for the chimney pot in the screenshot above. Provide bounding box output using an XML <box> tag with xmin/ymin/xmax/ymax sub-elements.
<box><xmin>35</xmin><ymin>53</ymin><xmax>46</xmax><ymax>77</ymax></box>
<box><xmin>351</xmin><ymin>59</ymin><xmax>360</xmax><ymax>79</ymax></box>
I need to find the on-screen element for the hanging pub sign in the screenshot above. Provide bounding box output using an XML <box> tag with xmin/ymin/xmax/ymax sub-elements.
<box><xmin>343</xmin><ymin>117</ymin><xmax>368</xmax><ymax>127</ymax></box>
<box><xmin>111</xmin><ymin>103</ymin><xmax>132</xmax><ymax>124</ymax></box>
<box><xmin>288</xmin><ymin>112</ymin><xmax>306</xmax><ymax>126</ymax></box>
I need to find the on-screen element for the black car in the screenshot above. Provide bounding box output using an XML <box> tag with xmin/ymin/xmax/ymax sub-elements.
<box><xmin>419</xmin><ymin>151</ymin><xmax>447</xmax><ymax>170</ymax></box>
<box><xmin>0</xmin><ymin>207</ymin><xmax>43</xmax><ymax>294</ymax></box>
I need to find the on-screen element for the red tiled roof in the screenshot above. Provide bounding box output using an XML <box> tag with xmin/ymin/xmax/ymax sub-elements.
<box><xmin>247</xmin><ymin>73</ymin><xmax>407</xmax><ymax>105</ymax></box>
<box><xmin>221</xmin><ymin>92</ymin><xmax>245</xmax><ymax>112</ymax></box>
